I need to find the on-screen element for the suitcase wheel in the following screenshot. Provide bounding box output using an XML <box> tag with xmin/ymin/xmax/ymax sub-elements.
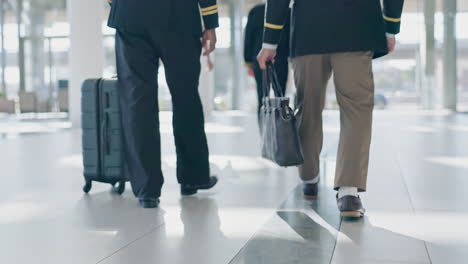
<box><xmin>112</xmin><ymin>181</ymin><xmax>126</xmax><ymax>195</ymax></box>
<box><xmin>83</xmin><ymin>181</ymin><xmax>92</xmax><ymax>194</ymax></box>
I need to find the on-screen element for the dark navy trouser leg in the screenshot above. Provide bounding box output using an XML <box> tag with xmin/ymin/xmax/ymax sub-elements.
<box><xmin>157</xmin><ymin>31</ymin><xmax>211</xmax><ymax>185</ymax></box>
<box><xmin>116</xmin><ymin>29</ymin><xmax>212</xmax><ymax>198</ymax></box>
<box><xmin>116</xmin><ymin>29</ymin><xmax>164</xmax><ymax>199</ymax></box>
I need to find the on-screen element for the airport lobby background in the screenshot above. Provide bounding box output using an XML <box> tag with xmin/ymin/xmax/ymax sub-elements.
<box><xmin>0</xmin><ymin>0</ymin><xmax>467</xmax><ymax>120</ymax></box>
<box><xmin>2</xmin><ymin>1</ymin><xmax>468</xmax><ymax>264</ymax></box>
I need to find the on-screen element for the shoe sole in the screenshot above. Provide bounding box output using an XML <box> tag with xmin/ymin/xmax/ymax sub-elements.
<box><xmin>139</xmin><ymin>201</ymin><xmax>159</xmax><ymax>209</ymax></box>
<box><xmin>340</xmin><ymin>211</ymin><xmax>364</xmax><ymax>218</ymax></box>
<box><xmin>304</xmin><ymin>194</ymin><xmax>318</xmax><ymax>199</ymax></box>
<box><xmin>181</xmin><ymin>178</ymin><xmax>218</xmax><ymax>196</ymax></box>
<box><xmin>141</xmin><ymin>204</ymin><xmax>159</xmax><ymax>209</ymax></box>
<box><xmin>181</xmin><ymin>190</ymin><xmax>198</xmax><ymax>196</ymax></box>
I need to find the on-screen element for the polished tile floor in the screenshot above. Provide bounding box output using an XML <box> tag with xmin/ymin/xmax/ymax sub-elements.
<box><xmin>1</xmin><ymin>110</ymin><xmax>467</xmax><ymax>264</ymax></box>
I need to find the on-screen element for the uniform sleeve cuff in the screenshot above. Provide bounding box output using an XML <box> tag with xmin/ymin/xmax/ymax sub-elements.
<box><xmin>386</xmin><ymin>33</ymin><xmax>395</xmax><ymax>37</ymax></box>
<box><xmin>262</xmin><ymin>43</ymin><xmax>278</xmax><ymax>50</ymax></box>
<box><xmin>203</xmin><ymin>16</ymin><xmax>219</xmax><ymax>30</ymax></box>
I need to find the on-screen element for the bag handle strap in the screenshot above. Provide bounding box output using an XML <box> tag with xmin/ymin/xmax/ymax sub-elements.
<box><xmin>268</xmin><ymin>62</ymin><xmax>284</xmax><ymax>98</ymax></box>
<box><xmin>262</xmin><ymin>64</ymin><xmax>271</xmax><ymax>100</ymax></box>
<box><xmin>262</xmin><ymin>61</ymin><xmax>284</xmax><ymax>99</ymax></box>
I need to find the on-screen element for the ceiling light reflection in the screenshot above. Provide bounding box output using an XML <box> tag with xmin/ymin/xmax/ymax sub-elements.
<box><xmin>0</xmin><ymin>202</ymin><xmax>50</xmax><ymax>224</ymax></box>
<box><xmin>426</xmin><ymin>156</ymin><xmax>468</xmax><ymax>169</ymax></box>
<box><xmin>163</xmin><ymin>155</ymin><xmax>277</xmax><ymax>171</ymax></box>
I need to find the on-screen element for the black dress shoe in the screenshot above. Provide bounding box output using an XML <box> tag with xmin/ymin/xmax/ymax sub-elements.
<box><xmin>303</xmin><ymin>182</ymin><xmax>319</xmax><ymax>199</ymax></box>
<box><xmin>139</xmin><ymin>198</ymin><xmax>160</xmax><ymax>209</ymax></box>
<box><xmin>337</xmin><ymin>195</ymin><xmax>365</xmax><ymax>218</ymax></box>
<box><xmin>181</xmin><ymin>176</ymin><xmax>218</xmax><ymax>196</ymax></box>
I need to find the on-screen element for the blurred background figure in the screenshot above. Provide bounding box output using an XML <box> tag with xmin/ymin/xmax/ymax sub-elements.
<box><xmin>244</xmin><ymin>3</ymin><xmax>290</xmax><ymax>120</ymax></box>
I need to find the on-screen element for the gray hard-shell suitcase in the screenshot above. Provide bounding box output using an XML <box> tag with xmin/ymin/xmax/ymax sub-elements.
<box><xmin>81</xmin><ymin>78</ymin><xmax>127</xmax><ymax>194</ymax></box>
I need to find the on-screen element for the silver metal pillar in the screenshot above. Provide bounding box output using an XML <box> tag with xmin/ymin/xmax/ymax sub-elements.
<box><xmin>17</xmin><ymin>0</ymin><xmax>25</xmax><ymax>93</ymax></box>
<box><xmin>68</xmin><ymin>0</ymin><xmax>104</xmax><ymax>127</ymax></box>
<box><xmin>26</xmin><ymin>1</ymin><xmax>46</xmax><ymax>103</ymax></box>
<box><xmin>442</xmin><ymin>0</ymin><xmax>458</xmax><ymax>111</ymax></box>
<box><xmin>420</xmin><ymin>0</ymin><xmax>436</xmax><ymax>109</ymax></box>
<box><xmin>230</xmin><ymin>0</ymin><xmax>246</xmax><ymax>110</ymax></box>
<box><xmin>0</xmin><ymin>0</ymin><xmax>6</xmax><ymax>97</ymax></box>
<box><xmin>47</xmin><ymin>38</ymin><xmax>55</xmax><ymax>111</ymax></box>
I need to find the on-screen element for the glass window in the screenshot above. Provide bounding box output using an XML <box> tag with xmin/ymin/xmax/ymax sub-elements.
<box><xmin>0</xmin><ymin>0</ymin><xmax>69</xmax><ymax>112</ymax></box>
<box><xmin>0</xmin><ymin>0</ymin><xmax>464</xmax><ymax>114</ymax></box>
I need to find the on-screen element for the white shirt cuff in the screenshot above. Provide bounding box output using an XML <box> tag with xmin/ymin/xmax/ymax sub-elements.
<box><xmin>386</xmin><ymin>33</ymin><xmax>395</xmax><ymax>38</ymax></box>
<box><xmin>262</xmin><ymin>43</ymin><xmax>278</xmax><ymax>50</ymax></box>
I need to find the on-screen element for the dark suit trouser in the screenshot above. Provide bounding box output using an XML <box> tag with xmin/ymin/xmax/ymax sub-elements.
<box><xmin>253</xmin><ymin>58</ymin><xmax>288</xmax><ymax>117</ymax></box>
<box><xmin>115</xmin><ymin>29</ymin><xmax>210</xmax><ymax>199</ymax></box>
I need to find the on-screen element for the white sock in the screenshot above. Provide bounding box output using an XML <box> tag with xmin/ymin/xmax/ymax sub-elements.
<box><xmin>338</xmin><ymin>187</ymin><xmax>358</xmax><ymax>198</ymax></box>
<box><xmin>304</xmin><ymin>175</ymin><xmax>320</xmax><ymax>184</ymax></box>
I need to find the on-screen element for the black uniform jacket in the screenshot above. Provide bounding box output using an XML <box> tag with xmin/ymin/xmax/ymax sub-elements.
<box><xmin>263</xmin><ymin>0</ymin><xmax>404</xmax><ymax>58</ymax></box>
<box><xmin>244</xmin><ymin>4</ymin><xmax>290</xmax><ymax>67</ymax></box>
<box><xmin>107</xmin><ymin>0</ymin><xmax>219</xmax><ymax>36</ymax></box>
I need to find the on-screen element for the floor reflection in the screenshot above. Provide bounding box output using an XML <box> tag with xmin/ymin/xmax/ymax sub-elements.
<box><xmin>334</xmin><ymin>216</ymin><xmax>431</xmax><ymax>264</ymax></box>
<box><xmin>178</xmin><ymin>197</ymin><xmax>231</xmax><ymax>263</ymax></box>
<box><xmin>277</xmin><ymin>210</ymin><xmax>336</xmax><ymax>243</ymax></box>
<box><xmin>3</xmin><ymin>111</ymin><xmax>468</xmax><ymax>263</ymax></box>
<box><xmin>0</xmin><ymin>114</ymin><xmax>71</xmax><ymax>139</ymax></box>
<box><xmin>231</xmin><ymin>176</ymin><xmax>342</xmax><ymax>264</ymax></box>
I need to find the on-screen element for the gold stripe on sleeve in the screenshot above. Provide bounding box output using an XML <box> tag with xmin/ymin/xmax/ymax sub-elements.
<box><xmin>201</xmin><ymin>5</ymin><xmax>218</xmax><ymax>12</ymax></box>
<box><xmin>383</xmin><ymin>15</ymin><xmax>401</xmax><ymax>22</ymax></box>
<box><xmin>202</xmin><ymin>9</ymin><xmax>218</xmax><ymax>16</ymax></box>
<box><xmin>265</xmin><ymin>22</ymin><xmax>284</xmax><ymax>30</ymax></box>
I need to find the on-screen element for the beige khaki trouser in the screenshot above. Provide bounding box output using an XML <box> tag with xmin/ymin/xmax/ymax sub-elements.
<box><xmin>292</xmin><ymin>52</ymin><xmax>374</xmax><ymax>192</ymax></box>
